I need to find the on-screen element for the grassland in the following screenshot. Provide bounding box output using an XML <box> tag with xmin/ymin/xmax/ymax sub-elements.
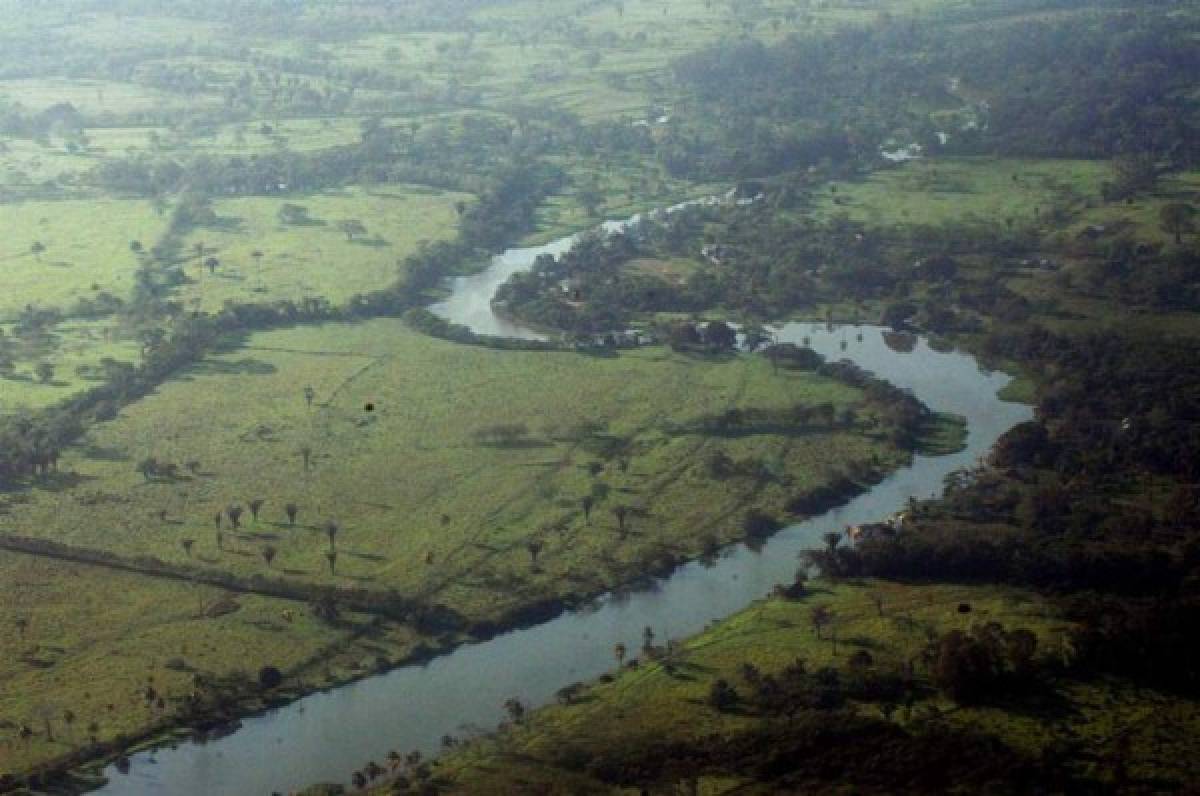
<box><xmin>0</xmin><ymin>319</ymin><xmax>899</xmax><ymax>626</ymax></box>
<box><xmin>0</xmin><ymin>198</ymin><xmax>165</xmax><ymax>318</ymax></box>
<box><xmin>0</xmin><ymin>319</ymin><xmax>141</xmax><ymax>413</ymax></box>
<box><xmin>0</xmin><ymin>549</ymin><xmax>426</xmax><ymax>777</ymax></box>
<box><xmin>173</xmin><ymin>185</ymin><xmax>472</xmax><ymax>311</ymax></box>
<box><xmin>813</xmin><ymin>157</ymin><xmax>1114</xmax><ymax>229</ymax></box>
<box><xmin>431</xmin><ymin>579</ymin><xmax>1200</xmax><ymax>793</ymax></box>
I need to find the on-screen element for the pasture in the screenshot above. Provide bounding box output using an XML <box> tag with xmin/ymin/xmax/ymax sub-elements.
<box><xmin>0</xmin><ymin>198</ymin><xmax>165</xmax><ymax>318</ymax></box>
<box><xmin>0</xmin><ymin>550</ymin><xmax>420</xmax><ymax>775</ymax></box>
<box><xmin>0</xmin><ymin>319</ymin><xmax>895</xmax><ymax>625</ymax></box>
<box><xmin>173</xmin><ymin>185</ymin><xmax>472</xmax><ymax>311</ymax></box>
<box><xmin>812</xmin><ymin>157</ymin><xmax>1113</xmax><ymax>230</ymax></box>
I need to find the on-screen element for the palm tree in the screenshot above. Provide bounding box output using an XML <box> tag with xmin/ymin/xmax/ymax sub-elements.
<box><xmin>15</xmin><ymin>617</ymin><xmax>28</xmax><ymax>640</ymax></box>
<box><xmin>262</xmin><ymin>545</ymin><xmax>277</xmax><ymax>568</ymax></box>
<box><xmin>325</xmin><ymin>549</ymin><xmax>337</xmax><ymax>575</ymax></box>
<box><xmin>613</xmin><ymin>505</ymin><xmax>629</xmax><ymax>536</ymax></box>
<box><xmin>227</xmin><ymin>504</ymin><xmax>243</xmax><ymax>529</ymax></box>
<box><xmin>181</xmin><ymin>539</ymin><xmax>194</xmax><ymax>558</ymax></box>
<box><xmin>581</xmin><ymin>495</ymin><xmax>594</xmax><ymax>523</ymax></box>
<box><xmin>299</xmin><ymin>445</ymin><xmax>312</xmax><ymax>471</ymax></box>
<box><xmin>248</xmin><ymin>498</ymin><xmax>265</xmax><ymax>522</ymax></box>
<box><xmin>614</xmin><ymin>642</ymin><xmax>626</xmax><ymax>667</ymax></box>
<box><xmin>285</xmin><ymin>503</ymin><xmax>298</xmax><ymax>526</ymax></box>
<box><xmin>527</xmin><ymin>540</ymin><xmax>543</xmax><ymax>568</ymax></box>
<box><xmin>811</xmin><ymin>604</ymin><xmax>833</xmax><ymax>640</ymax></box>
<box><xmin>325</xmin><ymin>520</ymin><xmax>339</xmax><ymax>551</ymax></box>
<box><xmin>822</xmin><ymin>531</ymin><xmax>841</xmax><ymax>553</ymax></box>
<box><xmin>30</xmin><ymin>241</ymin><xmax>45</xmax><ymax>262</ymax></box>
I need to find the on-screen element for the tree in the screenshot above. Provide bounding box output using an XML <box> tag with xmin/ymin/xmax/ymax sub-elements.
<box><xmin>258</xmin><ymin>665</ymin><xmax>283</xmax><ymax>689</ymax></box>
<box><xmin>204</xmin><ymin>256</ymin><xmax>219</xmax><ymax>274</ymax></box>
<box><xmin>35</xmin><ymin>362</ymin><xmax>55</xmax><ymax>384</ymax></box>
<box><xmin>613</xmin><ymin>505</ymin><xmax>629</xmax><ymax>536</ymax></box>
<box><xmin>703</xmin><ymin>320</ymin><xmax>737</xmax><ymax>350</ymax></box>
<box><xmin>303</xmin><ymin>386</ymin><xmax>315</xmax><ymax>407</ymax></box>
<box><xmin>337</xmin><ymin>219</ymin><xmax>368</xmax><ymax>241</ymax></box>
<box><xmin>285</xmin><ymin>502</ymin><xmax>298</xmax><ymax>526</ymax></box>
<box><xmin>30</xmin><ymin>241</ymin><xmax>45</xmax><ymax>262</ymax></box>
<box><xmin>181</xmin><ymin>539</ymin><xmax>194</xmax><ymax>557</ymax></box>
<box><xmin>130</xmin><ymin>240</ymin><xmax>143</xmax><ymax>255</ymax></box>
<box><xmin>503</xmin><ymin>697</ymin><xmax>525</xmax><ymax>723</ymax></box>
<box><xmin>299</xmin><ymin>445</ymin><xmax>312</xmax><ymax>470</ymax></box>
<box><xmin>277</xmin><ymin>203</ymin><xmax>312</xmax><ymax>225</ymax></box>
<box><xmin>581</xmin><ymin>494</ymin><xmax>594</xmax><ymax>523</ymax></box>
<box><xmin>137</xmin><ymin>457</ymin><xmax>160</xmax><ymax>481</ymax></box>
<box><xmin>248</xmin><ymin>498</ymin><xmax>264</xmax><ymax>522</ymax></box>
<box><xmin>1160</xmin><ymin>202</ymin><xmax>1197</xmax><ymax>244</ymax></box>
<box><xmin>707</xmin><ymin>678</ymin><xmax>740</xmax><ymax>712</ymax></box>
<box><xmin>227</xmin><ymin>504</ymin><xmax>243</xmax><ymax>529</ymax></box>
<box><xmin>868</xmin><ymin>591</ymin><xmax>885</xmax><ymax>617</ymax></box>
<box><xmin>576</xmin><ymin>182</ymin><xmax>604</xmax><ymax>218</ymax></box>
<box><xmin>325</xmin><ymin>520</ymin><xmax>339</xmax><ymax>550</ymax></box>
<box><xmin>822</xmin><ymin>531</ymin><xmax>842</xmax><ymax>553</ymax></box>
<box><xmin>15</xmin><ymin>617</ymin><xmax>28</xmax><ymax>640</ymax></box>
<box><xmin>527</xmin><ymin>539</ymin><xmax>543</xmax><ymax>567</ymax></box>
<box><xmin>614</xmin><ymin>642</ymin><xmax>626</xmax><ymax>667</ymax></box>
<box><xmin>262</xmin><ymin>545</ymin><xmax>276</xmax><ymax>568</ymax></box>
<box><xmin>811</xmin><ymin>604</ymin><xmax>833</xmax><ymax>640</ymax></box>
<box><xmin>325</xmin><ymin>549</ymin><xmax>337</xmax><ymax>575</ymax></box>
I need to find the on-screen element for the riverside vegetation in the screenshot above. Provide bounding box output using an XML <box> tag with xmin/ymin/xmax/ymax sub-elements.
<box><xmin>2</xmin><ymin>0</ymin><xmax>1199</xmax><ymax>793</ymax></box>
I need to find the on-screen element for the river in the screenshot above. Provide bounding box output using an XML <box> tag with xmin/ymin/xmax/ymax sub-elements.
<box><xmin>95</xmin><ymin>204</ymin><xmax>1030</xmax><ymax>795</ymax></box>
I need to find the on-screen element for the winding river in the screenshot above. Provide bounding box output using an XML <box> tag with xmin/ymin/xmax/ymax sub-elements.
<box><xmin>95</xmin><ymin>204</ymin><xmax>1031</xmax><ymax>795</ymax></box>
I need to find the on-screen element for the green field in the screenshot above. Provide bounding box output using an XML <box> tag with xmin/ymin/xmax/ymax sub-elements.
<box><xmin>173</xmin><ymin>185</ymin><xmax>472</xmax><ymax>311</ymax></box>
<box><xmin>814</xmin><ymin>157</ymin><xmax>1114</xmax><ymax>229</ymax></box>
<box><xmin>0</xmin><ymin>319</ymin><xmax>895</xmax><ymax>625</ymax></box>
<box><xmin>0</xmin><ymin>319</ymin><xmax>141</xmax><ymax>413</ymax></box>
<box><xmin>0</xmin><ymin>198</ymin><xmax>165</xmax><ymax>318</ymax></box>
<box><xmin>0</xmin><ymin>549</ymin><xmax>425</xmax><ymax>776</ymax></box>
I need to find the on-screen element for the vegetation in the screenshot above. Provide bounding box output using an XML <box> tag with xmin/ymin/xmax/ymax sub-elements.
<box><xmin>1</xmin><ymin>0</ymin><xmax>1199</xmax><ymax>790</ymax></box>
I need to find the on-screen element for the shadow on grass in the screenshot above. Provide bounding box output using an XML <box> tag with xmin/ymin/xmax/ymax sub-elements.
<box><xmin>345</xmin><ymin>550</ymin><xmax>387</xmax><ymax>562</ymax></box>
<box><xmin>188</xmin><ymin>357</ymin><xmax>278</xmax><ymax>376</ymax></box>
<box><xmin>79</xmin><ymin>444</ymin><xmax>129</xmax><ymax>462</ymax></box>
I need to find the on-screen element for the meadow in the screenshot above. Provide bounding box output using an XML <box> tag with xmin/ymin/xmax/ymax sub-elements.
<box><xmin>0</xmin><ymin>319</ymin><xmax>897</xmax><ymax>626</ymax></box>
<box><xmin>173</xmin><ymin>184</ymin><xmax>472</xmax><ymax>311</ymax></box>
<box><xmin>812</xmin><ymin>157</ymin><xmax>1114</xmax><ymax>230</ymax></box>
<box><xmin>0</xmin><ymin>549</ymin><xmax>425</xmax><ymax>777</ymax></box>
<box><xmin>0</xmin><ymin>319</ymin><xmax>141</xmax><ymax>413</ymax></box>
<box><xmin>0</xmin><ymin>198</ymin><xmax>165</xmax><ymax>318</ymax></box>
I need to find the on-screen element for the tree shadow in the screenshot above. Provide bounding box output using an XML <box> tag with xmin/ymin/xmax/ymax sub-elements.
<box><xmin>344</xmin><ymin>550</ymin><xmax>387</xmax><ymax>562</ymax></box>
<box><xmin>79</xmin><ymin>445</ymin><xmax>129</xmax><ymax>462</ymax></box>
<box><xmin>280</xmin><ymin>567</ymin><xmax>308</xmax><ymax>576</ymax></box>
<box><xmin>350</xmin><ymin>236</ymin><xmax>390</xmax><ymax>248</ymax></box>
<box><xmin>189</xmin><ymin>358</ymin><xmax>278</xmax><ymax>376</ymax></box>
<box><xmin>33</xmin><ymin>472</ymin><xmax>97</xmax><ymax>492</ymax></box>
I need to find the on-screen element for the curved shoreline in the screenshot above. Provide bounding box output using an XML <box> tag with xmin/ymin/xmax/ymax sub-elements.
<box><xmin>85</xmin><ymin>208</ymin><xmax>1031</xmax><ymax>795</ymax></box>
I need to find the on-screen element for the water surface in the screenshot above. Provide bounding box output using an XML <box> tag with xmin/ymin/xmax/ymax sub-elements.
<box><xmin>96</xmin><ymin>211</ymin><xmax>1029</xmax><ymax>796</ymax></box>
